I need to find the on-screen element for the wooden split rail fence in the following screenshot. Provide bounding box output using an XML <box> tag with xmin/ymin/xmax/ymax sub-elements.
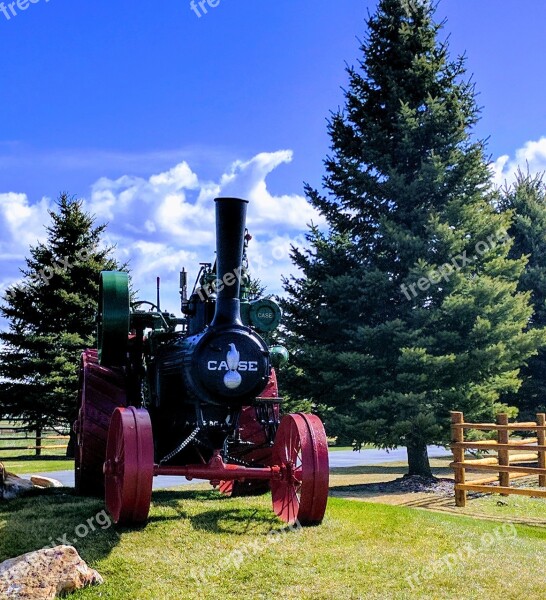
<box><xmin>451</xmin><ymin>411</ymin><xmax>546</xmax><ymax>507</ymax></box>
<box><xmin>0</xmin><ymin>420</ymin><xmax>70</xmax><ymax>457</ymax></box>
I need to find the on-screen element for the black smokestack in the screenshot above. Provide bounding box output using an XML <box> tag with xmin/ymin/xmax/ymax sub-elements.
<box><xmin>210</xmin><ymin>197</ymin><xmax>248</xmax><ymax>327</ymax></box>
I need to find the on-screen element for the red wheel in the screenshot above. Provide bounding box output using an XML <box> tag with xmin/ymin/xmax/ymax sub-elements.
<box><xmin>104</xmin><ymin>407</ymin><xmax>154</xmax><ymax>525</ymax></box>
<box><xmin>75</xmin><ymin>349</ymin><xmax>127</xmax><ymax>496</ymax></box>
<box><xmin>271</xmin><ymin>413</ymin><xmax>329</xmax><ymax>526</ymax></box>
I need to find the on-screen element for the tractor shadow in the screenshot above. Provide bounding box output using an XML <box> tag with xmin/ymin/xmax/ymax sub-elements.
<box><xmin>148</xmin><ymin>489</ymin><xmax>283</xmax><ymax>535</ymax></box>
<box><xmin>0</xmin><ymin>486</ymin><xmax>284</xmax><ymax>567</ymax></box>
<box><xmin>0</xmin><ymin>488</ymin><xmax>119</xmax><ymax>564</ymax></box>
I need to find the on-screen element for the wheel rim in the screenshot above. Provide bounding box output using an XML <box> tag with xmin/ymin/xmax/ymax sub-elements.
<box><xmin>104</xmin><ymin>407</ymin><xmax>154</xmax><ymax>525</ymax></box>
<box><xmin>271</xmin><ymin>413</ymin><xmax>329</xmax><ymax>525</ymax></box>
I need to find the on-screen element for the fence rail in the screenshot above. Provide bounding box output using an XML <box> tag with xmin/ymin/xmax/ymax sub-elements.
<box><xmin>0</xmin><ymin>419</ymin><xmax>70</xmax><ymax>457</ymax></box>
<box><xmin>451</xmin><ymin>411</ymin><xmax>546</xmax><ymax>507</ymax></box>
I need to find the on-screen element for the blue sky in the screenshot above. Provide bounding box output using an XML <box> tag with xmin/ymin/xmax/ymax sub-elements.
<box><xmin>0</xmin><ymin>0</ymin><xmax>545</xmax><ymax>315</ymax></box>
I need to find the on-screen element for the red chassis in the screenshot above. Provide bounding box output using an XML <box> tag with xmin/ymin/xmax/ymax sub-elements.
<box><xmin>103</xmin><ymin>406</ymin><xmax>329</xmax><ymax>527</ymax></box>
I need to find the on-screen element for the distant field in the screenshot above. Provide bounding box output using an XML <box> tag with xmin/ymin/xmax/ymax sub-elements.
<box><xmin>0</xmin><ymin>420</ymin><xmax>70</xmax><ymax>471</ymax></box>
<box><xmin>2</xmin><ymin>458</ymin><xmax>74</xmax><ymax>475</ymax></box>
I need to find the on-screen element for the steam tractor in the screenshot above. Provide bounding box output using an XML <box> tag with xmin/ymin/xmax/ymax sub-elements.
<box><xmin>74</xmin><ymin>197</ymin><xmax>329</xmax><ymax>526</ymax></box>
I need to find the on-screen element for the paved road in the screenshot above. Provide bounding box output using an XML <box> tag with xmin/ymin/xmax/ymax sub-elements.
<box><xmin>329</xmin><ymin>445</ymin><xmax>451</xmax><ymax>468</ymax></box>
<box><xmin>24</xmin><ymin>445</ymin><xmax>451</xmax><ymax>490</ymax></box>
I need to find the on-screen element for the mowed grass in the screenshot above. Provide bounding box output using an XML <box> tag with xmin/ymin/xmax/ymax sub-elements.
<box><xmin>1</xmin><ymin>488</ymin><xmax>545</xmax><ymax>600</ymax></box>
<box><xmin>460</xmin><ymin>493</ymin><xmax>546</xmax><ymax>520</ymax></box>
<box><xmin>1</xmin><ymin>458</ymin><xmax>74</xmax><ymax>475</ymax></box>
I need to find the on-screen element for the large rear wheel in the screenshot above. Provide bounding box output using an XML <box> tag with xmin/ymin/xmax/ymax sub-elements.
<box><xmin>270</xmin><ymin>413</ymin><xmax>329</xmax><ymax>526</ymax></box>
<box><xmin>74</xmin><ymin>349</ymin><xmax>127</xmax><ymax>497</ymax></box>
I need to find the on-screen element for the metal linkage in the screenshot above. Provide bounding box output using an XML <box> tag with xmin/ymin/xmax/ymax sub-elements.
<box><xmin>159</xmin><ymin>427</ymin><xmax>201</xmax><ymax>465</ymax></box>
<box><xmin>223</xmin><ymin>454</ymin><xmax>255</xmax><ymax>468</ymax></box>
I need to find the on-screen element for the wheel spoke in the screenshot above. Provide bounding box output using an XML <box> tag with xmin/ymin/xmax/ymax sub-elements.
<box><xmin>271</xmin><ymin>413</ymin><xmax>329</xmax><ymax>526</ymax></box>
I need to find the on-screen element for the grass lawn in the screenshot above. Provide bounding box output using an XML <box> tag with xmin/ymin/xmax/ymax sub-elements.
<box><xmin>1</xmin><ymin>457</ymin><xmax>74</xmax><ymax>475</ymax></box>
<box><xmin>1</xmin><ymin>488</ymin><xmax>545</xmax><ymax>600</ymax></box>
<box><xmin>458</xmin><ymin>494</ymin><xmax>546</xmax><ymax>521</ymax></box>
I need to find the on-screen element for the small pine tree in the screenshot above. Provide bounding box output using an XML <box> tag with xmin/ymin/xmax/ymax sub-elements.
<box><xmin>499</xmin><ymin>171</ymin><xmax>546</xmax><ymax>418</ymax></box>
<box><xmin>281</xmin><ymin>0</ymin><xmax>544</xmax><ymax>476</ymax></box>
<box><xmin>0</xmin><ymin>194</ymin><xmax>123</xmax><ymax>450</ymax></box>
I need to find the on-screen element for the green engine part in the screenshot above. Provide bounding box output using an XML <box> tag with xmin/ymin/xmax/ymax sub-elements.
<box><xmin>248</xmin><ymin>298</ymin><xmax>282</xmax><ymax>333</ymax></box>
<box><xmin>270</xmin><ymin>345</ymin><xmax>289</xmax><ymax>368</ymax></box>
<box><xmin>97</xmin><ymin>271</ymin><xmax>130</xmax><ymax>367</ymax></box>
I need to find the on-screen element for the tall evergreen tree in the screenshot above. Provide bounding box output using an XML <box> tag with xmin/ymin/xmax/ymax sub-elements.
<box><xmin>281</xmin><ymin>0</ymin><xmax>544</xmax><ymax>475</ymax></box>
<box><xmin>0</xmin><ymin>194</ymin><xmax>122</xmax><ymax>449</ymax></box>
<box><xmin>499</xmin><ymin>171</ymin><xmax>546</xmax><ymax>418</ymax></box>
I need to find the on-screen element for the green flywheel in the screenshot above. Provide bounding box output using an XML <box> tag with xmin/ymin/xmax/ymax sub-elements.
<box><xmin>97</xmin><ymin>271</ymin><xmax>130</xmax><ymax>367</ymax></box>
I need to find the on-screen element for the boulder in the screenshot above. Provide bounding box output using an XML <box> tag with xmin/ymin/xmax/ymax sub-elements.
<box><xmin>0</xmin><ymin>464</ymin><xmax>61</xmax><ymax>500</ymax></box>
<box><xmin>0</xmin><ymin>545</ymin><xmax>103</xmax><ymax>599</ymax></box>
<box><xmin>1</xmin><ymin>469</ymin><xmax>36</xmax><ymax>501</ymax></box>
<box><xmin>29</xmin><ymin>476</ymin><xmax>63</xmax><ymax>489</ymax></box>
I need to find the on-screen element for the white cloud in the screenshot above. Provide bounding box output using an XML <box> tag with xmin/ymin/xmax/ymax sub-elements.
<box><xmin>149</xmin><ymin>162</ymin><xmax>199</xmax><ymax>189</ymax></box>
<box><xmin>219</xmin><ymin>151</ymin><xmax>321</xmax><ymax>233</ymax></box>
<box><xmin>490</xmin><ymin>136</ymin><xmax>546</xmax><ymax>187</ymax></box>
<box><xmin>0</xmin><ymin>192</ymin><xmax>51</xmax><ymax>256</ymax></box>
<box><xmin>0</xmin><ymin>151</ymin><xmax>323</xmax><ymax>315</ymax></box>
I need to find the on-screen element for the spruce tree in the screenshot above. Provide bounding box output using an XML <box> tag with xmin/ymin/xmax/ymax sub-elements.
<box><xmin>0</xmin><ymin>194</ymin><xmax>122</xmax><ymax>451</ymax></box>
<box><xmin>281</xmin><ymin>0</ymin><xmax>544</xmax><ymax>475</ymax></box>
<box><xmin>499</xmin><ymin>172</ymin><xmax>546</xmax><ymax>418</ymax></box>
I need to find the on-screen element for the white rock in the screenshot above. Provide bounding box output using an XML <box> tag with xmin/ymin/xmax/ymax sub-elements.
<box><xmin>30</xmin><ymin>476</ymin><xmax>63</xmax><ymax>489</ymax></box>
<box><xmin>0</xmin><ymin>463</ymin><xmax>60</xmax><ymax>500</ymax></box>
<box><xmin>1</xmin><ymin>472</ymin><xmax>36</xmax><ymax>501</ymax></box>
<box><xmin>0</xmin><ymin>545</ymin><xmax>103</xmax><ymax>599</ymax></box>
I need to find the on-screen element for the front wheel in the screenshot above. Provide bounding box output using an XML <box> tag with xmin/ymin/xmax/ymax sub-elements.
<box><xmin>104</xmin><ymin>407</ymin><xmax>154</xmax><ymax>525</ymax></box>
<box><xmin>270</xmin><ymin>413</ymin><xmax>329</xmax><ymax>526</ymax></box>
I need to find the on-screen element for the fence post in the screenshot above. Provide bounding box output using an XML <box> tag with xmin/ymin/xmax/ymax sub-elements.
<box><xmin>35</xmin><ymin>426</ymin><xmax>42</xmax><ymax>457</ymax></box>
<box><xmin>497</xmin><ymin>413</ymin><xmax>509</xmax><ymax>493</ymax></box>
<box><xmin>537</xmin><ymin>413</ymin><xmax>546</xmax><ymax>488</ymax></box>
<box><xmin>451</xmin><ymin>411</ymin><xmax>466</xmax><ymax>507</ymax></box>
